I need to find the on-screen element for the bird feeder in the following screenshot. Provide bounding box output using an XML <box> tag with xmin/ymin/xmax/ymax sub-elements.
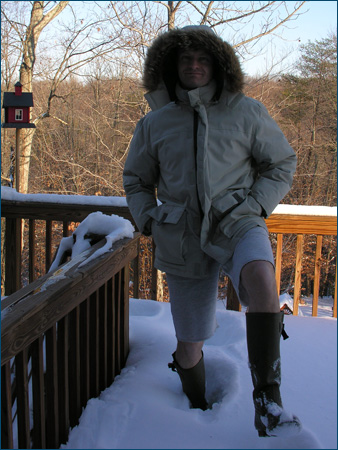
<box><xmin>2</xmin><ymin>82</ymin><xmax>35</xmax><ymax>128</ymax></box>
<box><xmin>2</xmin><ymin>81</ymin><xmax>36</xmax><ymax>191</ymax></box>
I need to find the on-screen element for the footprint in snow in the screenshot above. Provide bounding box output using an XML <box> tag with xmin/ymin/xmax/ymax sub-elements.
<box><xmin>204</xmin><ymin>347</ymin><xmax>240</xmax><ymax>408</ymax></box>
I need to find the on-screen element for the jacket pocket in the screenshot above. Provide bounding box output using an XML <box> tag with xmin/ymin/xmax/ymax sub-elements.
<box><xmin>149</xmin><ymin>204</ymin><xmax>187</xmax><ymax>265</ymax></box>
<box><xmin>211</xmin><ymin>188</ymin><xmax>251</xmax><ymax>221</ymax></box>
<box><xmin>217</xmin><ymin>194</ymin><xmax>263</xmax><ymax>238</ymax></box>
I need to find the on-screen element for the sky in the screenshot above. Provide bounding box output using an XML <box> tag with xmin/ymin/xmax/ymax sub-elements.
<box><xmin>240</xmin><ymin>1</ymin><xmax>338</xmax><ymax>76</ymax></box>
<box><xmin>286</xmin><ymin>1</ymin><xmax>337</xmax><ymax>43</ymax></box>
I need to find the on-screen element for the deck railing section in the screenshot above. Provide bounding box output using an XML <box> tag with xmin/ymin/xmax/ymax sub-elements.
<box><xmin>265</xmin><ymin>210</ymin><xmax>337</xmax><ymax>317</ymax></box>
<box><xmin>1</xmin><ymin>197</ymin><xmax>337</xmax><ymax>314</ymax></box>
<box><xmin>1</xmin><ymin>198</ymin><xmax>134</xmax><ymax>295</ymax></box>
<box><xmin>1</xmin><ymin>234</ymin><xmax>140</xmax><ymax>449</ymax></box>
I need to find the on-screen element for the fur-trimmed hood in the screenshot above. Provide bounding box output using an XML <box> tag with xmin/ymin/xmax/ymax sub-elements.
<box><xmin>143</xmin><ymin>25</ymin><xmax>244</xmax><ymax>100</ymax></box>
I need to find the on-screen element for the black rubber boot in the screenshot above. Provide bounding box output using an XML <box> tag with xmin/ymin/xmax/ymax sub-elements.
<box><xmin>246</xmin><ymin>312</ymin><xmax>302</xmax><ymax>437</ymax></box>
<box><xmin>168</xmin><ymin>352</ymin><xmax>208</xmax><ymax>411</ymax></box>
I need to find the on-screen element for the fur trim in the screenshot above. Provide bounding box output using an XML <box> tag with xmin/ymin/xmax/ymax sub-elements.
<box><xmin>143</xmin><ymin>27</ymin><xmax>244</xmax><ymax>96</ymax></box>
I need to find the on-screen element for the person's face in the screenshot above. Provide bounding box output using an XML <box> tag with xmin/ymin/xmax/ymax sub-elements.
<box><xmin>177</xmin><ymin>49</ymin><xmax>214</xmax><ymax>90</ymax></box>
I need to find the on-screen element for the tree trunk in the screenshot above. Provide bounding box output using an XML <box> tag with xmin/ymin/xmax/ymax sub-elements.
<box><xmin>167</xmin><ymin>2</ymin><xmax>175</xmax><ymax>30</ymax></box>
<box><xmin>18</xmin><ymin>1</ymin><xmax>69</xmax><ymax>193</ymax></box>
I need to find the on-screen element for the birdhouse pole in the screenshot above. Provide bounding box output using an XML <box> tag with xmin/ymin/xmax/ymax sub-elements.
<box><xmin>15</xmin><ymin>128</ymin><xmax>21</xmax><ymax>192</ymax></box>
<box><xmin>1</xmin><ymin>82</ymin><xmax>36</xmax><ymax>292</ymax></box>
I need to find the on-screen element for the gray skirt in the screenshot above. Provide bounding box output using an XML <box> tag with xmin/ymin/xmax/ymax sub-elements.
<box><xmin>166</xmin><ymin>226</ymin><xmax>274</xmax><ymax>342</ymax></box>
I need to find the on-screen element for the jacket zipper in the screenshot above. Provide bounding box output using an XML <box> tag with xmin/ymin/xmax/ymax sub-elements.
<box><xmin>193</xmin><ymin>110</ymin><xmax>204</xmax><ymax>218</ymax></box>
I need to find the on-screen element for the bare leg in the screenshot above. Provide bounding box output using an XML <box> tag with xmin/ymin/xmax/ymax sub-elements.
<box><xmin>240</xmin><ymin>260</ymin><xmax>280</xmax><ymax>313</ymax></box>
<box><xmin>175</xmin><ymin>340</ymin><xmax>204</xmax><ymax>369</ymax></box>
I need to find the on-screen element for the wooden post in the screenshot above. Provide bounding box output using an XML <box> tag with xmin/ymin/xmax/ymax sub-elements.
<box><xmin>151</xmin><ymin>239</ymin><xmax>157</xmax><ymax>300</ymax></box>
<box><xmin>122</xmin><ymin>265</ymin><xmax>130</xmax><ymax>363</ymax></box>
<box><xmin>226</xmin><ymin>278</ymin><xmax>241</xmax><ymax>311</ymax></box>
<box><xmin>5</xmin><ymin>217</ymin><xmax>22</xmax><ymax>294</ymax></box>
<box><xmin>132</xmin><ymin>239</ymin><xmax>140</xmax><ymax>299</ymax></box>
<box><xmin>333</xmin><ymin>264</ymin><xmax>337</xmax><ymax>319</ymax></box>
<box><xmin>157</xmin><ymin>271</ymin><xmax>164</xmax><ymax>302</ymax></box>
<box><xmin>15</xmin><ymin>128</ymin><xmax>21</xmax><ymax>192</ymax></box>
<box><xmin>312</xmin><ymin>235</ymin><xmax>323</xmax><ymax>316</ymax></box>
<box><xmin>11</xmin><ymin>128</ymin><xmax>23</xmax><ymax>294</ymax></box>
<box><xmin>16</xmin><ymin>348</ymin><xmax>31</xmax><ymax>449</ymax></box>
<box><xmin>293</xmin><ymin>234</ymin><xmax>304</xmax><ymax>316</ymax></box>
<box><xmin>1</xmin><ymin>363</ymin><xmax>14</xmax><ymax>449</ymax></box>
<box><xmin>275</xmin><ymin>233</ymin><xmax>283</xmax><ymax>296</ymax></box>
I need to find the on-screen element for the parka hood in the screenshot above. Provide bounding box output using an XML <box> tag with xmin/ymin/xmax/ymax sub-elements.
<box><xmin>143</xmin><ymin>25</ymin><xmax>244</xmax><ymax>100</ymax></box>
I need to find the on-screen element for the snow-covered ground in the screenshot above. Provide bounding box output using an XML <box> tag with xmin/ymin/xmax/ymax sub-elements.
<box><xmin>62</xmin><ymin>297</ymin><xmax>337</xmax><ymax>450</ymax></box>
<box><xmin>280</xmin><ymin>292</ymin><xmax>335</xmax><ymax>318</ymax></box>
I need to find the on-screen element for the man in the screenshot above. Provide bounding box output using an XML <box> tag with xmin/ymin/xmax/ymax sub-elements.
<box><xmin>123</xmin><ymin>26</ymin><xmax>302</xmax><ymax>437</ymax></box>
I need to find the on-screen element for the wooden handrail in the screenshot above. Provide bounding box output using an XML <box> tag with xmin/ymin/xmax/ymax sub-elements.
<box><xmin>265</xmin><ymin>213</ymin><xmax>336</xmax><ymax>235</ymax></box>
<box><xmin>0</xmin><ymin>199</ymin><xmax>133</xmax><ymax>222</ymax></box>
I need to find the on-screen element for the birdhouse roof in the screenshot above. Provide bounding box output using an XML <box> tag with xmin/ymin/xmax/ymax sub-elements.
<box><xmin>2</xmin><ymin>91</ymin><xmax>34</xmax><ymax>108</ymax></box>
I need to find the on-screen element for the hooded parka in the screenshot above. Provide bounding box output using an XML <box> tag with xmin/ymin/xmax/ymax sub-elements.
<box><xmin>123</xmin><ymin>26</ymin><xmax>297</xmax><ymax>279</ymax></box>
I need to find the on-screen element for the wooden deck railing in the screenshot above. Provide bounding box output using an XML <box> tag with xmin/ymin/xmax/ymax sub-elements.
<box><xmin>1</xmin><ymin>234</ymin><xmax>140</xmax><ymax>449</ymax></box>
<box><xmin>1</xmin><ymin>196</ymin><xmax>337</xmax><ymax>314</ymax></box>
<box><xmin>1</xmin><ymin>198</ymin><xmax>134</xmax><ymax>295</ymax></box>
<box><xmin>265</xmin><ymin>209</ymin><xmax>337</xmax><ymax>317</ymax></box>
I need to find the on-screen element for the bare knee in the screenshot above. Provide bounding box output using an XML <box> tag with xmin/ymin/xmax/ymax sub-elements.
<box><xmin>241</xmin><ymin>260</ymin><xmax>275</xmax><ymax>287</ymax></box>
<box><xmin>240</xmin><ymin>261</ymin><xmax>279</xmax><ymax>313</ymax></box>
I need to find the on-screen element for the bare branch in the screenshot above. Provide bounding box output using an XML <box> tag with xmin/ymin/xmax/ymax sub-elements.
<box><xmin>30</xmin><ymin>1</ymin><xmax>69</xmax><ymax>36</ymax></box>
<box><xmin>186</xmin><ymin>1</ymin><xmax>215</xmax><ymax>25</ymax></box>
<box><xmin>233</xmin><ymin>2</ymin><xmax>307</xmax><ymax>48</ymax></box>
<box><xmin>211</xmin><ymin>1</ymin><xmax>277</xmax><ymax>28</ymax></box>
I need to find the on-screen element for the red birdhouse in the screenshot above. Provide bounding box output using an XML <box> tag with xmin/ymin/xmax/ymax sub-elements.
<box><xmin>2</xmin><ymin>82</ymin><xmax>36</xmax><ymax>128</ymax></box>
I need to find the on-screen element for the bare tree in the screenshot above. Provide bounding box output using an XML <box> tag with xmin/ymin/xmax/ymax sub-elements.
<box><xmin>30</xmin><ymin>72</ymin><xmax>145</xmax><ymax>197</ymax></box>
<box><xmin>279</xmin><ymin>33</ymin><xmax>337</xmax><ymax>207</ymax></box>
<box><xmin>1</xmin><ymin>0</ymin><xmax>131</xmax><ymax>193</ymax></box>
<box><xmin>2</xmin><ymin>1</ymin><xmax>69</xmax><ymax>192</ymax></box>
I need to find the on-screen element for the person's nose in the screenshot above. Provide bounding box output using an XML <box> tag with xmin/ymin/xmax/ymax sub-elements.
<box><xmin>190</xmin><ymin>57</ymin><xmax>200</xmax><ymax>70</ymax></box>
